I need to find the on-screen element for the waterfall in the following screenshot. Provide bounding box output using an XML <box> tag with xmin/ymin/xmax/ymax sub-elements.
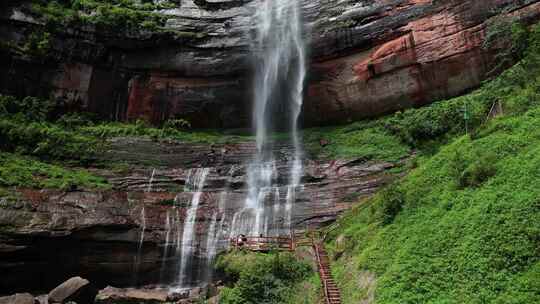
<box><xmin>133</xmin><ymin>206</ymin><xmax>146</xmax><ymax>285</ymax></box>
<box><xmin>178</xmin><ymin>168</ymin><xmax>210</xmax><ymax>287</ymax></box>
<box><xmin>205</xmin><ymin>212</ymin><xmax>218</xmax><ymax>266</ymax></box>
<box><xmin>230</xmin><ymin>0</ymin><xmax>306</xmax><ymax>237</ymax></box>
<box><xmin>147</xmin><ymin>168</ymin><xmax>156</xmax><ymax>192</ymax></box>
<box><xmin>138</xmin><ymin>207</ymin><xmax>147</xmax><ymax>252</ymax></box>
<box><xmin>159</xmin><ymin>210</ymin><xmax>172</xmax><ymax>282</ymax></box>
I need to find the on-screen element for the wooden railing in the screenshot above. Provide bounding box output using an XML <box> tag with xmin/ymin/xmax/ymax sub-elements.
<box><xmin>229</xmin><ymin>236</ymin><xmax>294</xmax><ymax>251</ymax></box>
<box><xmin>313</xmin><ymin>242</ymin><xmax>342</xmax><ymax>304</ymax></box>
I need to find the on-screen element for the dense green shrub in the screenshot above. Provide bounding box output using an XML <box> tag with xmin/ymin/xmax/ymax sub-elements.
<box><xmin>215</xmin><ymin>251</ymin><xmax>311</xmax><ymax>304</ymax></box>
<box><xmin>377</xmin><ymin>185</ymin><xmax>405</xmax><ymax>225</ymax></box>
<box><xmin>458</xmin><ymin>152</ymin><xmax>498</xmax><ymax>188</ymax></box>
<box><xmin>0</xmin><ymin>118</ymin><xmax>98</xmax><ymax>162</ymax></box>
<box><xmin>22</xmin><ymin>30</ymin><xmax>51</xmax><ymax>57</ymax></box>
<box><xmin>0</xmin><ymin>95</ymin><xmax>54</xmax><ymax>121</ymax></box>
<box><xmin>56</xmin><ymin>113</ymin><xmax>95</xmax><ymax>129</ymax></box>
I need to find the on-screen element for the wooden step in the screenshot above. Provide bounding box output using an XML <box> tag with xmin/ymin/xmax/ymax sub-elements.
<box><xmin>313</xmin><ymin>242</ymin><xmax>342</xmax><ymax>304</ymax></box>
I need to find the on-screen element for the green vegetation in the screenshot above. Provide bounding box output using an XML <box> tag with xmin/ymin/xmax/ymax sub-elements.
<box><xmin>81</xmin><ymin>120</ymin><xmax>250</xmax><ymax>144</ymax></box>
<box><xmin>0</xmin><ymin>152</ymin><xmax>109</xmax><ymax>190</ymax></box>
<box><xmin>304</xmin><ymin>125</ymin><xmax>410</xmax><ymax>162</ymax></box>
<box><xmin>484</xmin><ymin>15</ymin><xmax>529</xmax><ymax>71</ymax></box>
<box><xmin>29</xmin><ymin>0</ymin><xmax>175</xmax><ymax>32</ymax></box>
<box><xmin>323</xmin><ymin>23</ymin><xmax>540</xmax><ymax>304</ymax></box>
<box><xmin>0</xmin><ymin>93</ymin><xmax>250</xmax><ymax>191</ymax></box>
<box><xmin>285</xmin><ymin>272</ymin><xmax>321</xmax><ymax>304</ymax></box>
<box><xmin>215</xmin><ymin>250</ymin><xmax>312</xmax><ymax>304</ymax></box>
<box><xmin>22</xmin><ymin>30</ymin><xmax>51</xmax><ymax>57</ymax></box>
<box><xmin>0</xmin><ymin>94</ymin><xmax>250</xmax><ymax>162</ymax></box>
<box><xmin>0</xmin><ymin>96</ymin><xmax>99</xmax><ymax>162</ymax></box>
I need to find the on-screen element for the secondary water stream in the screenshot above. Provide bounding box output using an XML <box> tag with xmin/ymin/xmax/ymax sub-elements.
<box><xmin>178</xmin><ymin>168</ymin><xmax>210</xmax><ymax>287</ymax></box>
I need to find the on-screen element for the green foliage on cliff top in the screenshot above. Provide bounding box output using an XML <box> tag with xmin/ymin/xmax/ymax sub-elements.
<box><xmin>0</xmin><ymin>118</ymin><xmax>99</xmax><ymax>163</ymax></box>
<box><xmin>215</xmin><ymin>250</ymin><xmax>312</xmax><ymax>304</ymax></box>
<box><xmin>324</xmin><ymin>23</ymin><xmax>540</xmax><ymax>304</ymax></box>
<box><xmin>30</xmin><ymin>0</ymin><xmax>175</xmax><ymax>32</ymax></box>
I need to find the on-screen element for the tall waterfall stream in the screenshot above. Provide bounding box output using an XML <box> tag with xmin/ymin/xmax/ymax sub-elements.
<box><xmin>144</xmin><ymin>0</ymin><xmax>307</xmax><ymax>290</ymax></box>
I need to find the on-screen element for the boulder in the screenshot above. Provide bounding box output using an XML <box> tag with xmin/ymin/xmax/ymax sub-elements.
<box><xmin>0</xmin><ymin>293</ymin><xmax>35</xmax><ymax>304</ymax></box>
<box><xmin>95</xmin><ymin>287</ymin><xmax>169</xmax><ymax>304</ymax></box>
<box><xmin>48</xmin><ymin>277</ymin><xmax>96</xmax><ymax>304</ymax></box>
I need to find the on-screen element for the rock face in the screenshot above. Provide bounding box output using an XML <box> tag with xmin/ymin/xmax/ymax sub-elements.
<box><xmin>1</xmin><ymin>0</ymin><xmax>539</xmax><ymax>127</ymax></box>
<box><xmin>0</xmin><ymin>137</ymin><xmax>404</xmax><ymax>294</ymax></box>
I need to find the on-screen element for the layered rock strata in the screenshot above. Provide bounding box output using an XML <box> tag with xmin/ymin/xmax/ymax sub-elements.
<box><xmin>0</xmin><ymin>137</ymin><xmax>403</xmax><ymax>294</ymax></box>
<box><xmin>1</xmin><ymin>0</ymin><xmax>539</xmax><ymax>127</ymax></box>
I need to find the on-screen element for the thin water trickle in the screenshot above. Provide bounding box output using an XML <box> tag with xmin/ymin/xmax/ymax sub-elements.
<box><xmin>205</xmin><ymin>212</ymin><xmax>218</xmax><ymax>265</ymax></box>
<box><xmin>147</xmin><ymin>168</ymin><xmax>156</xmax><ymax>193</ymax></box>
<box><xmin>159</xmin><ymin>210</ymin><xmax>172</xmax><ymax>282</ymax></box>
<box><xmin>178</xmin><ymin>168</ymin><xmax>210</xmax><ymax>287</ymax></box>
<box><xmin>133</xmin><ymin>206</ymin><xmax>146</xmax><ymax>285</ymax></box>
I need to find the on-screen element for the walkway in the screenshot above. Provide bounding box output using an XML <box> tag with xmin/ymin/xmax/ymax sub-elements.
<box><xmin>229</xmin><ymin>233</ymin><xmax>342</xmax><ymax>304</ymax></box>
<box><xmin>229</xmin><ymin>236</ymin><xmax>294</xmax><ymax>252</ymax></box>
<box><xmin>313</xmin><ymin>242</ymin><xmax>342</xmax><ymax>304</ymax></box>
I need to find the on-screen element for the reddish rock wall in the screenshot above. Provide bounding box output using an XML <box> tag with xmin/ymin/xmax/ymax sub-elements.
<box><xmin>304</xmin><ymin>1</ymin><xmax>540</xmax><ymax>125</ymax></box>
<box><xmin>0</xmin><ymin>0</ymin><xmax>539</xmax><ymax>127</ymax></box>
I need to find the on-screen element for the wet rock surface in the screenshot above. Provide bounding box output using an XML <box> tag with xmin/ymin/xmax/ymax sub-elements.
<box><xmin>1</xmin><ymin>1</ymin><xmax>539</xmax><ymax>127</ymax></box>
<box><xmin>0</xmin><ymin>137</ymin><xmax>404</xmax><ymax>294</ymax></box>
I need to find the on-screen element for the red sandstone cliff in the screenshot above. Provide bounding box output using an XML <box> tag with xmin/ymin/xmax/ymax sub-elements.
<box><xmin>0</xmin><ymin>0</ymin><xmax>539</xmax><ymax>127</ymax></box>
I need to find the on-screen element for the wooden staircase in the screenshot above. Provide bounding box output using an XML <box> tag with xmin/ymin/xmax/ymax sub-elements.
<box><xmin>314</xmin><ymin>242</ymin><xmax>342</xmax><ymax>304</ymax></box>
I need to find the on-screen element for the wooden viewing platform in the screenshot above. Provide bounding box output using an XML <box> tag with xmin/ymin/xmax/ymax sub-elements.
<box><xmin>229</xmin><ymin>236</ymin><xmax>295</xmax><ymax>252</ymax></box>
<box><xmin>230</xmin><ymin>233</ymin><xmax>342</xmax><ymax>303</ymax></box>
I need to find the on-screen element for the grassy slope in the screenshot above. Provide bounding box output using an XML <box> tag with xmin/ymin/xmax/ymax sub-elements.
<box><xmin>323</xmin><ymin>25</ymin><xmax>540</xmax><ymax>304</ymax></box>
<box><xmin>303</xmin><ymin>124</ymin><xmax>411</xmax><ymax>162</ymax></box>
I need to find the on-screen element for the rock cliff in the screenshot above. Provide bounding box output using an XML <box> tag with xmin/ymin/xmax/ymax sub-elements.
<box><xmin>1</xmin><ymin>0</ymin><xmax>539</xmax><ymax>127</ymax></box>
<box><xmin>0</xmin><ymin>137</ymin><xmax>404</xmax><ymax>294</ymax></box>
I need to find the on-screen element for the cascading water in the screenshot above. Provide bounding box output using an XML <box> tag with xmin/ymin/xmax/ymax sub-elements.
<box><xmin>231</xmin><ymin>0</ymin><xmax>306</xmax><ymax>237</ymax></box>
<box><xmin>178</xmin><ymin>168</ymin><xmax>210</xmax><ymax>287</ymax></box>
<box><xmin>156</xmin><ymin>0</ymin><xmax>307</xmax><ymax>291</ymax></box>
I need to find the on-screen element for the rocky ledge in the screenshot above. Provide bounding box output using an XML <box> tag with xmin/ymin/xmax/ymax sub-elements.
<box><xmin>0</xmin><ymin>137</ymin><xmax>406</xmax><ymax>295</ymax></box>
